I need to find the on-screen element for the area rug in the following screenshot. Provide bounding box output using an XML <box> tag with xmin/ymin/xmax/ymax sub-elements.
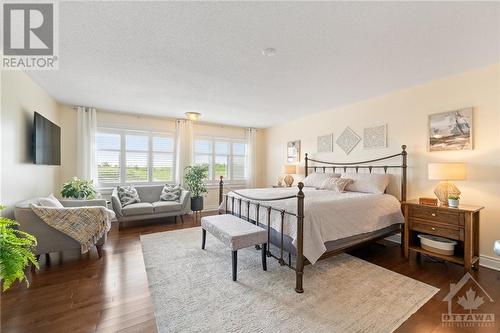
<box><xmin>140</xmin><ymin>227</ymin><xmax>438</xmax><ymax>333</ymax></box>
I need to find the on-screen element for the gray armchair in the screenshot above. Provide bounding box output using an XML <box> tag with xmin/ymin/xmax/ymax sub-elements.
<box><xmin>14</xmin><ymin>198</ymin><xmax>109</xmax><ymax>258</ymax></box>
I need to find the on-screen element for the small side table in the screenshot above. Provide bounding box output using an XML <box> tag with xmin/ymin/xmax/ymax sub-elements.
<box><xmin>402</xmin><ymin>200</ymin><xmax>484</xmax><ymax>271</ymax></box>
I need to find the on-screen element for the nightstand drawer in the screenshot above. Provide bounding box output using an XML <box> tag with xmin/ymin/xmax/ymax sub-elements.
<box><xmin>409</xmin><ymin>206</ymin><xmax>462</xmax><ymax>225</ymax></box>
<box><xmin>410</xmin><ymin>220</ymin><xmax>462</xmax><ymax>240</ymax></box>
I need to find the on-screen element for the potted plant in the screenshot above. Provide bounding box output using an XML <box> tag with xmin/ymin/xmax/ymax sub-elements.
<box><xmin>448</xmin><ymin>194</ymin><xmax>460</xmax><ymax>208</ymax></box>
<box><xmin>0</xmin><ymin>205</ymin><xmax>38</xmax><ymax>291</ymax></box>
<box><xmin>61</xmin><ymin>177</ymin><xmax>97</xmax><ymax>200</ymax></box>
<box><xmin>184</xmin><ymin>165</ymin><xmax>208</xmax><ymax>211</ymax></box>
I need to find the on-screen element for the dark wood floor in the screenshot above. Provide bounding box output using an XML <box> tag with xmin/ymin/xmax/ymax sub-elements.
<box><xmin>2</xmin><ymin>212</ymin><xmax>499</xmax><ymax>333</ymax></box>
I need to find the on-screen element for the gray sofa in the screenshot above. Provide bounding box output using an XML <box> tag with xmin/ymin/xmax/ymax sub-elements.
<box><xmin>14</xmin><ymin>198</ymin><xmax>108</xmax><ymax>257</ymax></box>
<box><xmin>111</xmin><ymin>185</ymin><xmax>190</xmax><ymax>228</ymax></box>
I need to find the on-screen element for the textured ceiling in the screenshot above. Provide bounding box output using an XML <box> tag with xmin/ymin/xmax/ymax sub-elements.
<box><xmin>27</xmin><ymin>1</ymin><xmax>500</xmax><ymax>128</ymax></box>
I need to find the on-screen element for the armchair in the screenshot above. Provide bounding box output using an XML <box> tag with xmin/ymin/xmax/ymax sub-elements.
<box><xmin>14</xmin><ymin>198</ymin><xmax>109</xmax><ymax>258</ymax></box>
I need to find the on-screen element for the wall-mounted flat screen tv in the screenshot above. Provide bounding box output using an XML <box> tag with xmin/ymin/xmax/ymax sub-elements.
<box><xmin>33</xmin><ymin>112</ymin><xmax>61</xmax><ymax>165</ymax></box>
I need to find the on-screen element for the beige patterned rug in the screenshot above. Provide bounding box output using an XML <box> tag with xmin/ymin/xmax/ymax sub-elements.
<box><xmin>141</xmin><ymin>227</ymin><xmax>438</xmax><ymax>333</ymax></box>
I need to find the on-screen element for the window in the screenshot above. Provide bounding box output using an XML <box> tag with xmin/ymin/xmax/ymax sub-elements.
<box><xmin>194</xmin><ymin>137</ymin><xmax>247</xmax><ymax>183</ymax></box>
<box><xmin>96</xmin><ymin>129</ymin><xmax>175</xmax><ymax>186</ymax></box>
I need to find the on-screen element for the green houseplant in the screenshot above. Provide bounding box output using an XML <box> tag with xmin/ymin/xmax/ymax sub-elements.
<box><xmin>184</xmin><ymin>165</ymin><xmax>208</xmax><ymax>211</ymax></box>
<box><xmin>448</xmin><ymin>194</ymin><xmax>460</xmax><ymax>208</ymax></box>
<box><xmin>61</xmin><ymin>177</ymin><xmax>96</xmax><ymax>199</ymax></box>
<box><xmin>0</xmin><ymin>205</ymin><xmax>38</xmax><ymax>291</ymax></box>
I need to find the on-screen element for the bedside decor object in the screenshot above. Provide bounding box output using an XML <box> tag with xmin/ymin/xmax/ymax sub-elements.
<box><xmin>418</xmin><ymin>234</ymin><xmax>457</xmax><ymax>256</ymax></box>
<box><xmin>494</xmin><ymin>240</ymin><xmax>500</xmax><ymax>256</ymax></box>
<box><xmin>336</xmin><ymin>127</ymin><xmax>361</xmax><ymax>155</ymax></box>
<box><xmin>448</xmin><ymin>195</ymin><xmax>460</xmax><ymax>208</ymax></box>
<box><xmin>61</xmin><ymin>177</ymin><xmax>96</xmax><ymax>200</ymax></box>
<box><xmin>317</xmin><ymin>134</ymin><xmax>333</xmax><ymax>153</ymax></box>
<box><xmin>403</xmin><ymin>200</ymin><xmax>484</xmax><ymax>271</ymax></box>
<box><xmin>429</xmin><ymin>108</ymin><xmax>473</xmax><ymax>151</ymax></box>
<box><xmin>184</xmin><ymin>165</ymin><xmax>208</xmax><ymax>212</ymax></box>
<box><xmin>419</xmin><ymin>197</ymin><xmax>438</xmax><ymax>206</ymax></box>
<box><xmin>363</xmin><ymin>124</ymin><xmax>387</xmax><ymax>149</ymax></box>
<box><xmin>286</xmin><ymin>140</ymin><xmax>300</xmax><ymax>163</ymax></box>
<box><xmin>277</xmin><ymin>176</ymin><xmax>284</xmax><ymax>187</ymax></box>
<box><xmin>428</xmin><ymin>162</ymin><xmax>467</xmax><ymax>205</ymax></box>
<box><xmin>283</xmin><ymin>164</ymin><xmax>297</xmax><ymax>187</ymax></box>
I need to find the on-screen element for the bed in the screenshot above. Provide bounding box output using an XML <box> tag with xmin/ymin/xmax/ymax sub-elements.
<box><xmin>218</xmin><ymin>145</ymin><xmax>408</xmax><ymax>293</ymax></box>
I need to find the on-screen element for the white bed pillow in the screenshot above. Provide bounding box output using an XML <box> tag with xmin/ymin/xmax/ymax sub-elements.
<box><xmin>302</xmin><ymin>172</ymin><xmax>340</xmax><ymax>188</ymax></box>
<box><xmin>39</xmin><ymin>194</ymin><xmax>64</xmax><ymax>208</ymax></box>
<box><xmin>341</xmin><ymin>173</ymin><xmax>390</xmax><ymax>194</ymax></box>
<box><xmin>319</xmin><ymin>178</ymin><xmax>353</xmax><ymax>192</ymax></box>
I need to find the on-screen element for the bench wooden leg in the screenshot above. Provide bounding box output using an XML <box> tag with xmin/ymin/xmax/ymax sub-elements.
<box><xmin>180</xmin><ymin>215</ymin><xmax>184</xmax><ymax>223</ymax></box>
<box><xmin>201</xmin><ymin>229</ymin><xmax>206</xmax><ymax>250</ymax></box>
<box><xmin>232</xmin><ymin>250</ymin><xmax>237</xmax><ymax>281</ymax></box>
<box><xmin>262</xmin><ymin>244</ymin><xmax>267</xmax><ymax>271</ymax></box>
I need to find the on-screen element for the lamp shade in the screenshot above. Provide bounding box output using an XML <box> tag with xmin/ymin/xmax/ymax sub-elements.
<box><xmin>283</xmin><ymin>164</ymin><xmax>297</xmax><ymax>174</ymax></box>
<box><xmin>428</xmin><ymin>163</ymin><xmax>467</xmax><ymax>180</ymax></box>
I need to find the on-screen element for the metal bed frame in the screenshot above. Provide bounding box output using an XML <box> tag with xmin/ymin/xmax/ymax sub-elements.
<box><xmin>218</xmin><ymin>145</ymin><xmax>407</xmax><ymax>293</ymax></box>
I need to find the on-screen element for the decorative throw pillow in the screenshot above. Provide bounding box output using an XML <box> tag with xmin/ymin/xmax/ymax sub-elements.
<box><xmin>302</xmin><ymin>172</ymin><xmax>340</xmax><ymax>189</ymax></box>
<box><xmin>341</xmin><ymin>173</ymin><xmax>391</xmax><ymax>194</ymax></box>
<box><xmin>160</xmin><ymin>184</ymin><xmax>181</xmax><ymax>201</ymax></box>
<box><xmin>116</xmin><ymin>186</ymin><xmax>141</xmax><ymax>207</ymax></box>
<box><xmin>39</xmin><ymin>194</ymin><xmax>64</xmax><ymax>208</ymax></box>
<box><xmin>320</xmin><ymin>178</ymin><xmax>353</xmax><ymax>192</ymax></box>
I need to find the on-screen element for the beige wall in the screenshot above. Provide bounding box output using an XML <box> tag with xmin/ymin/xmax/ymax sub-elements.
<box><xmin>1</xmin><ymin>71</ymin><xmax>61</xmax><ymax>218</ymax></box>
<box><xmin>263</xmin><ymin>64</ymin><xmax>500</xmax><ymax>259</ymax></box>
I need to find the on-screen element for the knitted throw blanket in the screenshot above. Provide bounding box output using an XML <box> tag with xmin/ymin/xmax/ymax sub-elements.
<box><xmin>31</xmin><ymin>205</ymin><xmax>111</xmax><ymax>254</ymax></box>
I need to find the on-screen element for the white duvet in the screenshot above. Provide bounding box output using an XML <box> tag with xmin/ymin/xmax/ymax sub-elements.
<box><xmin>220</xmin><ymin>187</ymin><xmax>404</xmax><ymax>264</ymax></box>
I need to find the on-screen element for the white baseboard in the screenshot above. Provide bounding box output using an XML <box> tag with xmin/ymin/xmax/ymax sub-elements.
<box><xmin>479</xmin><ymin>255</ymin><xmax>500</xmax><ymax>271</ymax></box>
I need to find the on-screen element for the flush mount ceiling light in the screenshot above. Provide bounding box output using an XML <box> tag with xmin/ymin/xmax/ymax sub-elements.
<box><xmin>262</xmin><ymin>47</ymin><xmax>277</xmax><ymax>56</ymax></box>
<box><xmin>185</xmin><ymin>112</ymin><xmax>201</xmax><ymax>121</ymax></box>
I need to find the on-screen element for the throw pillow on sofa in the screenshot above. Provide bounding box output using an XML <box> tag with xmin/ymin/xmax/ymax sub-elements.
<box><xmin>160</xmin><ymin>184</ymin><xmax>181</xmax><ymax>201</ymax></box>
<box><xmin>39</xmin><ymin>194</ymin><xmax>64</xmax><ymax>208</ymax></box>
<box><xmin>117</xmin><ymin>185</ymin><xmax>141</xmax><ymax>207</ymax></box>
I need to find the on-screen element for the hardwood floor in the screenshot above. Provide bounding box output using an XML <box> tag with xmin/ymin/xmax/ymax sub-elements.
<box><xmin>2</xmin><ymin>213</ymin><xmax>499</xmax><ymax>333</ymax></box>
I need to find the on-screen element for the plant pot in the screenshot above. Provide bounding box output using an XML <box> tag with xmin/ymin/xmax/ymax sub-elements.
<box><xmin>191</xmin><ymin>196</ymin><xmax>204</xmax><ymax>212</ymax></box>
<box><xmin>448</xmin><ymin>199</ymin><xmax>459</xmax><ymax>208</ymax></box>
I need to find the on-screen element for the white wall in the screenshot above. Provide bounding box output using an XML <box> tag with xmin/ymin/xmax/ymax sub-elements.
<box><xmin>264</xmin><ymin>64</ymin><xmax>500</xmax><ymax>259</ymax></box>
<box><xmin>1</xmin><ymin>71</ymin><xmax>61</xmax><ymax>217</ymax></box>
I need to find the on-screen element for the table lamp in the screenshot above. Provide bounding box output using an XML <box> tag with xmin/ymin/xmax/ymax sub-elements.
<box><xmin>428</xmin><ymin>162</ymin><xmax>467</xmax><ymax>205</ymax></box>
<box><xmin>283</xmin><ymin>164</ymin><xmax>297</xmax><ymax>187</ymax></box>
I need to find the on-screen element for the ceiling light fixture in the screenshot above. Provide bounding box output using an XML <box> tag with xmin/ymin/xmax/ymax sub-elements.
<box><xmin>262</xmin><ymin>47</ymin><xmax>277</xmax><ymax>57</ymax></box>
<box><xmin>185</xmin><ymin>112</ymin><xmax>201</xmax><ymax>121</ymax></box>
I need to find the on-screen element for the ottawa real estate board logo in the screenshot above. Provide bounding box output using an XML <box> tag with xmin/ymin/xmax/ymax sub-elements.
<box><xmin>1</xmin><ymin>2</ymin><xmax>59</xmax><ymax>70</ymax></box>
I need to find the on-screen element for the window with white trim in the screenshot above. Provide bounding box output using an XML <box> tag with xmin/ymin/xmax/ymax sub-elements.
<box><xmin>96</xmin><ymin>128</ymin><xmax>175</xmax><ymax>186</ymax></box>
<box><xmin>193</xmin><ymin>137</ymin><xmax>247</xmax><ymax>183</ymax></box>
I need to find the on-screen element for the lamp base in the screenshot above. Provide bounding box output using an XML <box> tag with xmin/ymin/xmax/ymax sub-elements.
<box><xmin>434</xmin><ymin>181</ymin><xmax>461</xmax><ymax>206</ymax></box>
<box><xmin>284</xmin><ymin>174</ymin><xmax>294</xmax><ymax>187</ymax></box>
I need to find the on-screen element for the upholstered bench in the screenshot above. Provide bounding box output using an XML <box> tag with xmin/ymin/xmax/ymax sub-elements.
<box><xmin>201</xmin><ymin>214</ymin><xmax>267</xmax><ymax>281</ymax></box>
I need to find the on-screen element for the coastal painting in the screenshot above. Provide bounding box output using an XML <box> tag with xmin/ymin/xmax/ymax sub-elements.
<box><xmin>429</xmin><ymin>108</ymin><xmax>473</xmax><ymax>151</ymax></box>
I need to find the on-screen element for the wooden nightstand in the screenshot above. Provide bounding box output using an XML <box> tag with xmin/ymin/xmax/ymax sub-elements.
<box><xmin>402</xmin><ymin>200</ymin><xmax>484</xmax><ymax>271</ymax></box>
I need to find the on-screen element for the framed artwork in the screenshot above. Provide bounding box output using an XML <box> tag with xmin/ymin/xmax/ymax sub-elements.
<box><xmin>429</xmin><ymin>108</ymin><xmax>473</xmax><ymax>151</ymax></box>
<box><xmin>363</xmin><ymin>124</ymin><xmax>387</xmax><ymax>149</ymax></box>
<box><xmin>336</xmin><ymin>127</ymin><xmax>361</xmax><ymax>155</ymax></box>
<box><xmin>317</xmin><ymin>134</ymin><xmax>333</xmax><ymax>152</ymax></box>
<box><xmin>286</xmin><ymin>140</ymin><xmax>301</xmax><ymax>163</ymax></box>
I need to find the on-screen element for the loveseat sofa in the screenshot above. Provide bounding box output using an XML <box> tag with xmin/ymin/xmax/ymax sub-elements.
<box><xmin>111</xmin><ymin>185</ymin><xmax>191</xmax><ymax>228</ymax></box>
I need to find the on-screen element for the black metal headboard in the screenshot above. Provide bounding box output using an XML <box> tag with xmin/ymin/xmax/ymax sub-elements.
<box><xmin>304</xmin><ymin>145</ymin><xmax>407</xmax><ymax>201</ymax></box>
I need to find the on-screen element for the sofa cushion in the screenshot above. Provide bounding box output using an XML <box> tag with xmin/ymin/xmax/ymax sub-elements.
<box><xmin>117</xmin><ymin>186</ymin><xmax>141</xmax><ymax>207</ymax></box>
<box><xmin>121</xmin><ymin>202</ymin><xmax>153</xmax><ymax>216</ymax></box>
<box><xmin>152</xmin><ymin>201</ymin><xmax>182</xmax><ymax>213</ymax></box>
<box><xmin>160</xmin><ymin>184</ymin><xmax>181</xmax><ymax>201</ymax></box>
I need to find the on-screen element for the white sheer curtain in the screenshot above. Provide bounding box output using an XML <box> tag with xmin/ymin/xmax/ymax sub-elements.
<box><xmin>175</xmin><ymin>119</ymin><xmax>193</xmax><ymax>187</ymax></box>
<box><xmin>76</xmin><ymin>106</ymin><xmax>97</xmax><ymax>181</ymax></box>
<box><xmin>245</xmin><ymin>128</ymin><xmax>257</xmax><ymax>188</ymax></box>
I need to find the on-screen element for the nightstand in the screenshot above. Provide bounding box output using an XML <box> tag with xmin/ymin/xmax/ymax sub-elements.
<box><xmin>402</xmin><ymin>200</ymin><xmax>484</xmax><ymax>271</ymax></box>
